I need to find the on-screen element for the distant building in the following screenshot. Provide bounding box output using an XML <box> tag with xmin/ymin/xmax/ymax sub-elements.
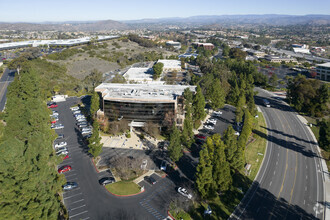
<box><xmin>178</xmin><ymin>53</ymin><xmax>198</xmax><ymax>59</ymax></box>
<box><xmin>264</xmin><ymin>55</ymin><xmax>296</xmax><ymax>63</ymax></box>
<box><xmin>193</xmin><ymin>42</ymin><xmax>215</xmax><ymax>51</ymax></box>
<box><xmin>0</xmin><ymin>35</ymin><xmax>119</xmax><ymax>51</ymax></box>
<box><xmin>292</xmin><ymin>44</ymin><xmax>308</xmax><ymax>49</ymax></box>
<box><xmin>157</xmin><ymin>59</ymin><xmax>181</xmax><ymax>72</ymax></box>
<box><xmin>166</xmin><ymin>41</ymin><xmax>181</xmax><ymax>49</ymax></box>
<box><xmin>95</xmin><ymin>83</ymin><xmax>196</xmax><ymax>128</ymax></box>
<box><xmin>293</xmin><ymin>48</ymin><xmax>310</xmax><ymax>54</ymax></box>
<box><xmin>246</xmin><ymin>49</ymin><xmax>267</xmax><ymax>58</ymax></box>
<box><xmin>316</xmin><ymin>62</ymin><xmax>330</xmax><ymax>81</ymax></box>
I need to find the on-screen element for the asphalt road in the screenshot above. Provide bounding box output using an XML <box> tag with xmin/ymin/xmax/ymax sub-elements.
<box><xmin>55</xmin><ymin>98</ymin><xmax>177</xmax><ymax>220</ymax></box>
<box><xmin>0</xmin><ymin>68</ymin><xmax>15</xmax><ymax>111</ymax></box>
<box><xmin>230</xmin><ymin>88</ymin><xmax>325</xmax><ymax>220</ymax></box>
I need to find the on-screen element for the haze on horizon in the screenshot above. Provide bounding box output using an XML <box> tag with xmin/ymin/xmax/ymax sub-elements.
<box><xmin>1</xmin><ymin>0</ymin><xmax>330</xmax><ymax>23</ymax></box>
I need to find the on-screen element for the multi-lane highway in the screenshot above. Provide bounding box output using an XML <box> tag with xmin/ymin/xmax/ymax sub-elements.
<box><xmin>0</xmin><ymin>68</ymin><xmax>15</xmax><ymax>111</ymax></box>
<box><xmin>230</xmin><ymin>88</ymin><xmax>325</xmax><ymax>220</ymax></box>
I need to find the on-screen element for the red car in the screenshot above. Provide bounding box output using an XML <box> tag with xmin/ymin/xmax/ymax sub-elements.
<box><xmin>51</xmin><ymin>119</ymin><xmax>57</xmax><ymax>124</ymax></box>
<box><xmin>195</xmin><ymin>134</ymin><xmax>206</xmax><ymax>140</ymax></box>
<box><xmin>63</xmin><ymin>154</ymin><xmax>69</xmax><ymax>160</ymax></box>
<box><xmin>58</xmin><ymin>165</ymin><xmax>72</xmax><ymax>173</ymax></box>
<box><xmin>48</xmin><ymin>104</ymin><xmax>58</xmax><ymax>108</ymax></box>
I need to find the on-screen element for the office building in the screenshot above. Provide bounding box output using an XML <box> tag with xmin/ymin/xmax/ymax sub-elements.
<box><xmin>316</xmin><ymin>62</ymin><xmax>330</xmax><ymax>81</ymax></box>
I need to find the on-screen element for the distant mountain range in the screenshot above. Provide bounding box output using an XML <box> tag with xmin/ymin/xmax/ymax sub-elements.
<box><xmin>0</xmin><ymin>14</ymin><xmax>329</xmax><ymax>31</ymax></box>
<box><xmin>123</xmin><ymin>14</ymin><xmax>330</xmax><ymax>26</ymax></box>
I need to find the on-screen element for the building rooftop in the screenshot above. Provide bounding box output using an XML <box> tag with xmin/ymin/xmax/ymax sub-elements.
<box><xmin>316</xmin><ymin>62</ymin><xmax>330</xmax><ymax>68</ymax></box>
<box><xmin>123</xmin><ymin>68</ymin><xmax>154</xmax><ymax>82</ymax></box>
<box><xmin>0</xmin><ymin>35</ymin><xmax>119</xmax><ymax>50</ymax></box>
<box><xmin>95</xmin><ymin>83</ymin><xmax>196</xmax><ymax>102</ymax></box>
<box><xmin>157</xmin><ymin>59</ymin><xmax>181</xmax><ymax>70</ymax></box>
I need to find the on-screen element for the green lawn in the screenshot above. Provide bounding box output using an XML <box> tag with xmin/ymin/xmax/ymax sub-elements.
<box><xmin>105</xmin><ymin>181</ymin><xmax>141</xmax><ymax>196</ymax></box>
<box><xmin>245</xmin><ymin>112</ymin><xmax>267</xmax><ymax>181</ymax></box>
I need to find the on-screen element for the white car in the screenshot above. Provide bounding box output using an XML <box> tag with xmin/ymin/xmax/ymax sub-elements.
<box><xmin>53</xmin><ymin>124</ymin><xmax>64</xmax><ymax>129</ymax></box>
<box><xmin>73</xmin><ymin>110</ymin><xmax>81</xmax><ymax>115</ymax></box>
<box><xmin>82</xmin><ymin>130</ymin><xmax>92</xmax><ymax>135</ymax></box>
<box><xmin>76</xmin><ymin>118</ymin><xmax>86</xmax><ymax>122</ymax></box>
<box><xmin>177</xmin><ymin>187</ymin><xmax>192</xmax><ymax>199</ymax></box>
<box><xmin>206</xmin><ymin>119</ymin><xmax>217</xmax><ymax>125</ymax></box>
<box><xmin>204</xmin><ymin>125</ymin><xmax>214</xmax><ymax>130</ymax></box>
<box><xmin>71</xmin><ymin>106</ymin><xmax>79</xmax><ymax>111</ymax></box>
<box><xmin>234</xmin><ymin>131</ymin><xmax>240</xmax><ymax>136</ymax></box>
<box><xmin>213</xmin><ymin>111</ymin><xmax>222</xmax><ymax>116</ymax></box>
<box><xmin>54</xmin><ymin>142</ymin><xmax>67</xmax><ymax>149</ymax></box>
<box><xmin>56</xmin><ymin>147</ymin><xmax>68</xmax><ymax>153</ymax></box>
<box><xmin>56</xmin><ymin>150</ymin><xmax>68</xmax><ymax>156</ymax></box>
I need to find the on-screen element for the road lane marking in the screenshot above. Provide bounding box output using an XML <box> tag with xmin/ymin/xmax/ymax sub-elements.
<box><xmin>289</xmin><ymin>152</ymin><xmax>298</xmax><ymax>203</ymax></box>
<box><xmin>63</xmin><ymin>187</ymin><xmax>80</xmax><ymax>194</ymax></box>
<box><xmin>276</xmin><ymin>161</ymin><xmax>278</xmax><ymax>165</ymax></box>
<box><xmin>270</xmin><ymin>181</ymin><xmax>272</xmax><ymax>186</ymax></box>
<box><xmin>69</xmin><ymin>210</ymin><xmax>88</xmax><ymax>218</ymax></box>
<box><xmin>273</xmin><ymin>171</ymin><xmax>276</xmax><ymax>175</ymax></box>
<box><xmin>277</xmin><ymin>148</ymin><xmax>289</xmax><ymax>198</ymax></box>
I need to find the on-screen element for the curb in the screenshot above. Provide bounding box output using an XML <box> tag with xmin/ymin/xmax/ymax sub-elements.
<box><xmin>167</xmin><ymin>210</ymin><xmax>175</xmax><ymax>220</ymax></box>
<box><xmin>104</xmin><ymin>185</ymin><xmax>145</xmax><ymax>197</ymax></box>
<box><xmin>91</xmin><ymin>158</ymin><xmax>99</xmax><ymax>173</ymax></box>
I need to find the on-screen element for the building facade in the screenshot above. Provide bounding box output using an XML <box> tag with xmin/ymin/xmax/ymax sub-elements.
<box><xmin>95</xmin><ymin>83</ymin><xmax>196</xmax><ymax>128</ymax></box>
<box><xmin>316</xmin><ymin>62</ymin><xmax>330</xmax><ymax>81</ymax></box>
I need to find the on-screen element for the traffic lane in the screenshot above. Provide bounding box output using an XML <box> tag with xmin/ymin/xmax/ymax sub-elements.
<box><xmin>287</xmin><ymin>111</ymin><xmax>324</xmax><ymax>218</ymax></box>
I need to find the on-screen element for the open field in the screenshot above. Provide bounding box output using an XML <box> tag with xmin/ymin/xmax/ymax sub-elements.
<box><xmin>48</xmin><ymin>39</ymin><xmax>178</xmax><ymax>79</ymax></box>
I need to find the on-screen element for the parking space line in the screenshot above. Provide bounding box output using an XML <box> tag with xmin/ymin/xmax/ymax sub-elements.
<box><xmin>69</xmin><ymin>210</ymin><xmax>88</xmax><ymax>218</ymax></box>
<box><xmin>64</xmin><ymin>193</ymin><xmax>82</xmax><ymax>199</ymax></box>
<box><xmin>65</xmin><ymin>177</ymin><xmax>78</xmax><ymax>181</ymax></box>
<box><xmin>65</xmin><ymin>173</ymin><xmax>77</xmax><ymax>178</ymax></box>
<box><xmin>70</xmin><ymin>199</ymin><xmax>84</xmax><ymax>204</ymax></box>
<box><xmin>70</xmin><ymin>205</ymin><xmax>86</xmax><ymax>211</ymax></box>
<box><xmin>63</xmin><ymin>187</ymin><xmax>80</xmax><ymax>194</ymax></box>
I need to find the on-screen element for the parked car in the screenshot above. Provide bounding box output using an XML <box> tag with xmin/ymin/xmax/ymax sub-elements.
<box><xmin>195</xmin><ymin>134</ymin><xmax>206</xmax><ymax>140</ymax></box>
<box><xmin>47</xmin><ymin>103</ymin><xmax>58</xmax><ymax>108</ymax></box>
<box><xmin>145</xmin><ymin>176</ymin><xmax>157</xmax><ymax>185</ymax></box>
<box><xmin>56</xmin><ymin>150</ymin><xmax>68</xmax><ymax>156</ymax></box>
<box><xmin>206</xmin><ymin>118</ymin><xmax>217</xmax><ymax>125</ymax></box>
<box><xmin>56</xmin><ymin>146</ymin><xmax>68</xmax><ymax>153</ymax></box>
<box><xmin>63</xmin><ymin>182</ymin><xmax>78</xmax><ymax>190</ymax></box>
<box><xmin>63</xmin><ymin>154</ymin><xmax>69</xmax><ymax>160</ymax></box>
<box><xmin>70</xmin><ymin>106</ymin><xmax>79</xmax><ymax>111</ymax></box>
<box><xmin>99</xmin><ymin>177</ymin><xmax>115</xmax><ymax>186</ymax></box>
<box><xmin>204</xmin><ymin>125</ymin><xmax>214</xmax><ymax>130</ymax></box>
<box><xmin>177</xmin><ymin>187</ymin><xmax>192</xmax><ymax>199</ymax></box>
<box><xmin>213</xmin><ymin>111</ymin><xmax>222</xmax><ymax>116</ymax></box>
<box><xmin>52</xmin><ymin>124</ymin><xmax>64</xmax><ymax>129</ymax></box>
<box><xmin>58</xmin><ymin>165</ymin><xmax>72</xmax><ymax>173</ymax></box>
<box><xmin>73</xmin><ymin>110</ymin><xmax>81</xmax><ymax>114</ymax></box>
<box><xmin>160</xmin><ymin>160</ymin><xmax>167</xmax><ymax>171</ymax></box>
<box><xmin>54</xmin><ymin>142</ymin><xmax>67</xmax><ymax>149</ymax></box>
<box><xmin>57</xmin><ymin>134</ymin><xmax>64</xmax><ymax>139</ymax></box>
<box><xmin>82</xmin><ymin>130</ymin><xmax>92</xmax><ymax>135</ymax></box>
<box><xmin>76</xmin><ymin>118</ymin><xmax>86</xmax><ymax>123</ymax></box>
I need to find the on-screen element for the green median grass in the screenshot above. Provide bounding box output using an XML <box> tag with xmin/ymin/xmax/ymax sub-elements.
<box><xmin>105</xmin><ymin>181</ymin><xmax>141</xmax><ymax>196</ymax></box>
<box><xmin>245</xmin><ymin>111</ymin><xmax>267</xmax><ymax>181</ymax></box>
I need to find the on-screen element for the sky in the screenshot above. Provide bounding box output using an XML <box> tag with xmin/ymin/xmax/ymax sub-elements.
<box><xmin>1</xmin><ymin>0</ymin><xmax>329</xmax><ymax>22</ymax></box>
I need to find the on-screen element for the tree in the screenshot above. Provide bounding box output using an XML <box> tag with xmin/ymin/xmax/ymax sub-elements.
<box><xmin>207</xmin><ymin>79</ymin><xmax>225</xmax><ymax>110</ymax></box>
<box><xmin>182</xmin><ymin>104</ymin><xmax>194</xmax><ymax>147</ymax></box>
<box><xmin>111</xmin><ymin>74</ymin><xmax>126</xmax><ymax>83</ymax></box>
<box><xmin>0</xmin><ymin>68</ymin><xmax>65</xmax><ymax>219</ymax></box>
<box><xmin>212</xmin><ymin>137</ymin><xmax>232</xmax><ymax>192</ymax></box>
<box><xmin>223</xmin><ymin>126</ymin><xmax>238</xmax><ymax>167</ymax></box>
<box><xmin>319</xmin><ymin>119</ymin><xmax>330</xmax><ymax>152</ymax></box>
<box><xmin>229</xmin><ymin>48</ymin><xmax>247</xmax><ymax>60</ymax></box>
<box><xmin>269</xmin><ymin>74</ymin><xmax>279</xmax><ymax>88</ymax></box>
<box><xmin>90</xmin><ymin>92</ymin><xmax>100</xmax><ymax>118</ymax></box>
<box><xmin>152</xmin><ymin>62</ymin><xmax>164</xmax><ymax>79</ymax></box>
<box><xmin>195</xmin><ymin>148</ymin><xmax>213</xmax><ymax>199</ymax></box>
<box><xmin>235</xmin><ymin>93</ymin><xmax>246</xmax><ymax>123</ymax></box>
<box><xmin>88</xmin><ymin>120</ymin><xmax>103</xmax><ymax>157</ymax></box>
<box><xmin>84</xmin><ymin>69</ymin><xmax>103</xmax><ymax>91</ymax></box>
<box><xmin>168</xmin><ymin>124</ymin><xmax>182</xmax><ymax>162</ymax></box>
<box><xmin>193</xmin><ymin>85</ymin><xmax>206</xmax><ymax>122</ymax></box>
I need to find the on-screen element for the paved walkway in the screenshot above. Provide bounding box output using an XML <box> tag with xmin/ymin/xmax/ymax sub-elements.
<box><xmin>101</xmin><ymin>129</ymin><xmax>160</xmax><ymax>150</ymax></box>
